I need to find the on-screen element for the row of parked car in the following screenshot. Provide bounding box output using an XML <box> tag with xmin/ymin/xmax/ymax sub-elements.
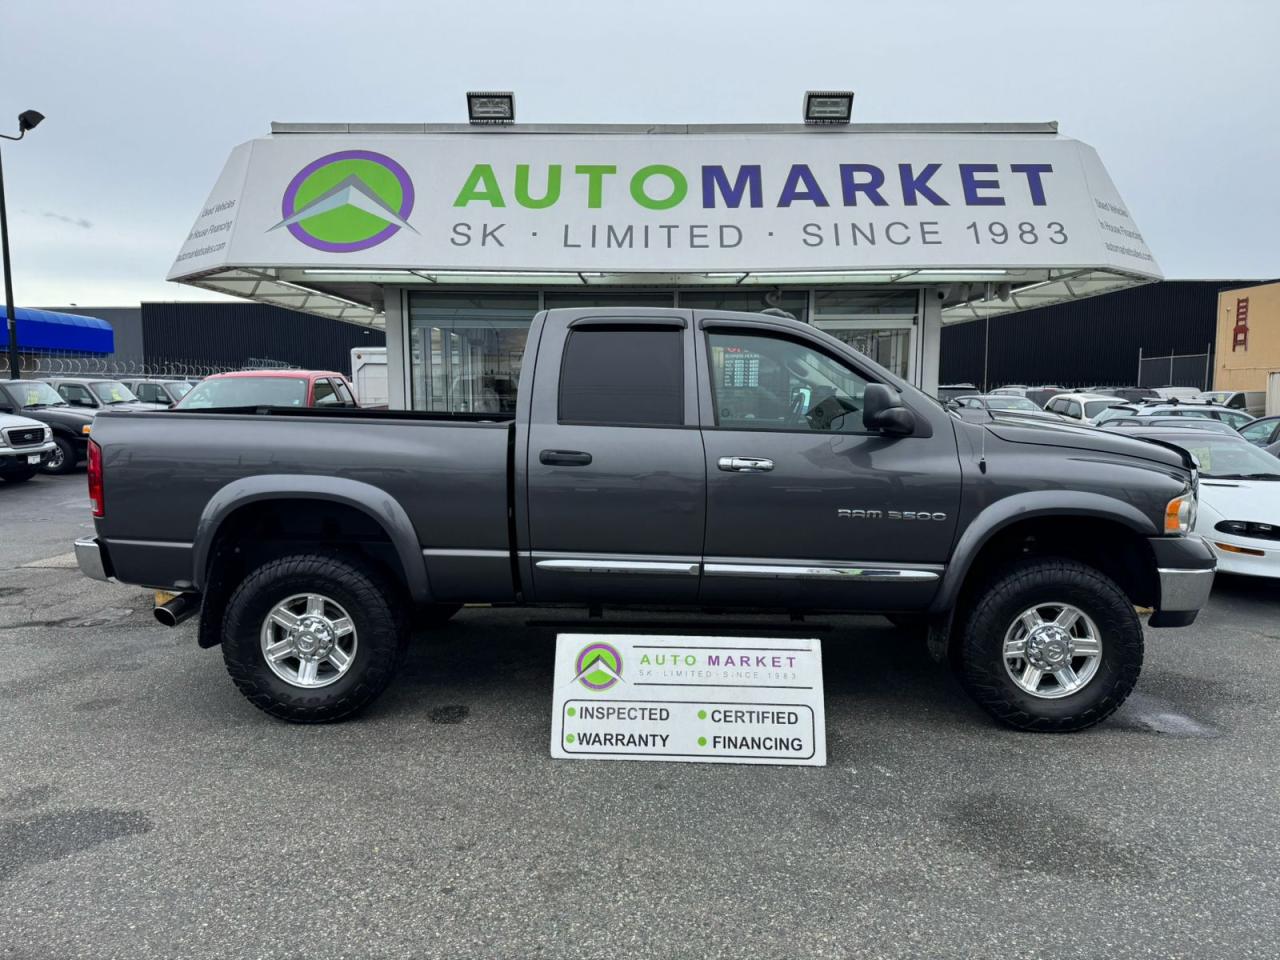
<box><xmin>945</xmin><ymin>386</ymin><xmax>1279</xmax><ymax>580</ymax></box>
<box><xmin>0</xmin><ymin>370</ymin><xmax>357</xmax><ymax>482</ymax></box>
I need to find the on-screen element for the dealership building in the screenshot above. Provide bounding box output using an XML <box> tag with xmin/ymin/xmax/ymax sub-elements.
<box><xmin>168</xmin><ymin>120</ymin><xmax>1160</xmax><ymax>411</ymax></box>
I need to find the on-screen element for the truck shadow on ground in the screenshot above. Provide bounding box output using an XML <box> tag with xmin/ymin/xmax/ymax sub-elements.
<box><xmin>380</xmin><ymin>610</ymin><xmax>984</xmax><ymax>734</ymax></box>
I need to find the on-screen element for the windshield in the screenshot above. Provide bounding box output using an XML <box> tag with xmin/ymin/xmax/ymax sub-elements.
<box><xmin>1084</xmin><ymin>400</ymin><xmax>1116</xmax><ymax>418</ymax></box>
<box><xmin>177</xmin><ymin>376</ymin><xmax>309</xmax><ymax>409</ymax></box>
<box><xmin>1178</xmin><ymin>438</ymin><xmax>1280</xmax><ymax>479</ymax></box>
<box><xmin>986</xmin><ymin>397</ymin><xmax>1038</xmax><ymax>411</ymax></box>
<box><xmin>1093</xmin><ymin>405</ymin><xmax>1134</xmax><ymax>423</ymax></box>
<box><xmin>6</xmin><ymin>381</ymin><xmax>67</xmax><ymax>408</ymax></box>
<box><xmin>169</xmin><ymin>381</ymin><xmax>194</xmax><ymax>399</ymax></box>
<box><xmin>90</xmin><ymin>381</ymin><xmax>139</xmax><ymax>404</ymax></box>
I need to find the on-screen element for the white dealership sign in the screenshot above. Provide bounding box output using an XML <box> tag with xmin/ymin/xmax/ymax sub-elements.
<box><xmin>550</xmin><ymin>634</ymin><xmax>826</xmax><ymax>766</ymax></box>
<box><xmin>169</xmin><ymin>131</ymin><xmax>1160</xmax><ymax>280</ymax></box>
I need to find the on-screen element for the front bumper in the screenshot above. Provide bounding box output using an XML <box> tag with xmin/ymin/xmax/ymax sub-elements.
<box><xmin>1148</xmin><ymin>535</ymin><xmax>1216</xmax><ymax>627</ymax></box>
<box><xmin>74</xmin><ymin>537</ymin><xmax>111</xmax><ymax>582</ymax></box>
<box><xmin>0</xmin><ymin>439</ymin><xmax>56</xmax><ymax>464</ymax></box>
<box><xmin>1204</xmin><ymin>537</ymin><xmax>1280</xmax><ymax>579</ymax></box>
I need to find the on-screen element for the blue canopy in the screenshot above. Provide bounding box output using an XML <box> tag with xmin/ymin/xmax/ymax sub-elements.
<box><xmin>8</xmin><ymin>307</ymin><xmax>114</xmax><ymax>354</ymax></box>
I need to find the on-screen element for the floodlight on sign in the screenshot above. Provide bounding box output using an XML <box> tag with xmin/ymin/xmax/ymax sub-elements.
<box><xmin>802</xmin><ymin>91</ymin><xmax>854</xmax><ymax>124</ymax></box>
<box><xmin>466</xmin><ymin>92</ymin><xmax>515</xmax><ymax>124</ymax></box>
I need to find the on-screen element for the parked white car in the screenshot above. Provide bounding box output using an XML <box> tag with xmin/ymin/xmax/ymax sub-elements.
<box><xmin>0</xmin><ymin>412</ymin><xmax>56</xmax><ymax>483</ymax></box>
<box><xmin>1195</xmin><ymin>390</ymin><xmax>1266</xmax><ymax>418</ymax></box>
<box><xmin>1131</xmin><ymin>429</ymin><xmax>1280</xmax><ymax>579</ymax></box>
<box><xmin>1152</xmin><ymin>386</ymin><xmax>1203</xmax><ymax>401</ymax></box>
<box><xmin>1042</xmin><ymin>392</ymin><xmax>1122</xmax><ymax>423</ymax></box>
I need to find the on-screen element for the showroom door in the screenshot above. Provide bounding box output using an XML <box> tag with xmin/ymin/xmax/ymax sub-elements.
<box><xmin>694</xmin><ymin>320</ymin><xmax>960</xmax><ymax>611</ymax></box>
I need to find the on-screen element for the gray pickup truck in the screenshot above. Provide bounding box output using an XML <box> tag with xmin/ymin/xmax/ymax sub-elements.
<box><xmin>75</xmin><ymin>307</ymin><xmax>1215</xmax><ymax>731</ymax></box>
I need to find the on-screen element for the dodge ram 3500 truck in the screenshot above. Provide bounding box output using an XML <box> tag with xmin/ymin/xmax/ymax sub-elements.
<box><xmin>74</xmin><ymin>308</ymin><xmax>1215</xmax><ymax>731</ymax></box>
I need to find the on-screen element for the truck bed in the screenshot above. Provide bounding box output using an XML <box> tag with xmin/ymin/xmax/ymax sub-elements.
<box><xmin>91</xmin><ymin>408</ymin><xmax>515</xmax><ymax>600</ymax></box>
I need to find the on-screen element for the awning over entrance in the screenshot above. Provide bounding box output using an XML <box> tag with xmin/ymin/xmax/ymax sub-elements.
<box><xmin>167</xmin><ymin>122</ymin><xmax>1161</xmax><ymax>327</ymax></box>
<box><xmin>11</xmin><ymin>307</ymin><xmax>114</xmax><ymax>354</ymax></box>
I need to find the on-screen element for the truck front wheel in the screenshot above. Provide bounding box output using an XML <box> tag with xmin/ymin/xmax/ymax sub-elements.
<box><xmin>221</xmin><ymin>553</ymin><xmax>408</xmax><ymax>723</ymax></box>
<box><xmin>956</xmin><ymin>558</ymin><xmax>1142</xmax><ymax>732</ymax></box>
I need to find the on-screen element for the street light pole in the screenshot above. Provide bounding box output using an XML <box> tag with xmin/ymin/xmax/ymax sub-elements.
<box><xmin>1</xmin><ymin>110</ymin><xmax>46</xmax><ymax>381</ymax></box>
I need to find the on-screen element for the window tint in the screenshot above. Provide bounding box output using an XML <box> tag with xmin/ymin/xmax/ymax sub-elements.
<box><xmin>313</xmin><ymin>379</ymin><xmax>340</xmax><ymax>406</ymax></box>
<box><xmin>707</xmin><ymin>331</ymin><xmax>870</xmax><ymax>433</ymax></box>
<box><xmin>558</xmin><ymin>327</ymin><xmax>683</xmax><ymax>426</ymax></box>
<box><xmin>1065</xmin><ymin>401</ymin><xmax>1082</xmax><ymax>418</ymax></box>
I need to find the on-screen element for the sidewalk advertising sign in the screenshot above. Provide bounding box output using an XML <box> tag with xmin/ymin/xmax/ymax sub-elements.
<box><xmin>550</xmin><ymin>634</ymin><xmax>826</xmax><ymax>766</ymax></box>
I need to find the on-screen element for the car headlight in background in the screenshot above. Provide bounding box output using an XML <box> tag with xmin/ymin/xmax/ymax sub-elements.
<box><xmin>1165</xmin><ymin>492</ymin><xmax>1197</xmax><ymax>535</ymax></box>
<box><xmin>1214</xmin><ymin>520</ymin><xmax>1280</xmax><ymax>542</ymax></box>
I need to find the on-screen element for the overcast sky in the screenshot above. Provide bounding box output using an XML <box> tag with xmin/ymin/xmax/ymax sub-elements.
<box><xmin>2</xmin><ymin>0</ymin><xmax>1277</xmax><ymax>306</ymax></box>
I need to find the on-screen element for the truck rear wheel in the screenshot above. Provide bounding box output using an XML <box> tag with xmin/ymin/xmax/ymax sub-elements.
<box><xmin>956</xmin><ymin>557</ymin><xmax>1142</xmax><ymax>732</ymax></box>
<box><xmin>221</xmin><ymin>553</ymin><xmax>408</xmax><ymax>723</ymax></box>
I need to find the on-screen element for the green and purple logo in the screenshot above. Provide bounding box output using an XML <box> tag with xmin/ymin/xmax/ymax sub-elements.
<box><xmin>572</xmin><ymin>642</ymin><xmax>623</xmax><ymax>692</ymax></box>
<box><xmin>272</xmin><ymin>150</ymin><xmax>416</xmax><ymax>252</ymax></box>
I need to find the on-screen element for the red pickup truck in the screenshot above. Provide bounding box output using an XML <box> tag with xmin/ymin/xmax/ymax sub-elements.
<box><xmin>174</xmin><ymin>370</ymin><xmax>358</xmax><ymax>410</ymax></box>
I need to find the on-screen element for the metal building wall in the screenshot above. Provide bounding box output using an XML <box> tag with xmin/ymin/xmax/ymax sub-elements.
<box><xmin>140</xmin><ymin>302</ymin><xmax>385</xmax><ymax>375</ymax></box>
<box><xmin>938</xmin><ymin>280</ymin><xmax>1271</xmax><ymax>389</ymax></box>
<box><xmin>39</xmin><ymin>306</ymin><xmax>145</xmax><ymax>366</ymax></box>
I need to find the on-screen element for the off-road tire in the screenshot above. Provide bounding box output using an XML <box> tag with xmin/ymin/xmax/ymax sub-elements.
<box><xmin>222</xmin><ymin>552</ymin><xmax>409</xmax><ymax>723</ymax></box>
<box><xmin>40</xmin><ymin>436</ymin><xmax>78</xmax><ymax>475</ymax></box>
<box><xmin>956</xmin><ymin>557</ymin><xmax>1142</xmax><ymax>733</ymax></box>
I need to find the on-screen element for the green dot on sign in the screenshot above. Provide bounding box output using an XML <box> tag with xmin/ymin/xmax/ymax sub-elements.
<box><xmin>697</xmin><ymin>709</ymin><xmax>707</xmax><ymax>720</ymax></box>
<box><xmin>698</xmin><ymin>736</ymin><xmax>707</xmax><ymax>747</ymax></box>
<box><xmin>567</xmin><ymin>707</ymin><xmax>576</xmax><ymax>717</ymax></box>
<box><xmin>566</xmin><ymin>734</ymin><xmax>575</xmax><ymax>743</ymax></box>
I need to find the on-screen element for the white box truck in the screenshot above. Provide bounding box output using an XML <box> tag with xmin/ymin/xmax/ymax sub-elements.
<box><xmin>350</xmin><ymin>347</ymin><xmax>388</xmax><ymax>408</ymax></box>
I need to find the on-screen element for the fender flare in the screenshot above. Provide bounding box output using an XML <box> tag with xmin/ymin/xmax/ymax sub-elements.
<box><xmin>930</xmin><ymin>490</ymin><xmax>1158</xmax><ymax>614</ymax></box>
<box><xmin>191</xmin><ymin>474</ymin><xmax>432</xmax><ymax>603</ymax></box>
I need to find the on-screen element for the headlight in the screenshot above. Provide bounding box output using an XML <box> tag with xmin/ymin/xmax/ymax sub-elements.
<box><xmin>81</xmin><ymin>424</ymin><xmax>92</xmax><ymax>435</ymax></box>
<box><xmin>1165</xmin><ymin>492</ymin><xmax>1197</xmax><ymax>535</ymax></box>
<box><xmin>44</xmin><ymin>426</ymin><xmax>52</xmax><ymax>440</ymax></box>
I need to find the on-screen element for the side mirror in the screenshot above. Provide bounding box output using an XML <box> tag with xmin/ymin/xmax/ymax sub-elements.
<box><xmin>863</xmin><ymin>383</ymin><xmax>915</xmax><ymax>436</ymax></box>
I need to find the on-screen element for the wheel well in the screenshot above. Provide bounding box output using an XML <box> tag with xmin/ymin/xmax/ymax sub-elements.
<box><xmin>954</xmin><ymin>516</ymin><xmax>1158</xmax><ymax>614</ymax></box>
<box><xmin>197</xmin><ymin>498</ymin><xmax>408</xmax><ymax>648</ymax></box>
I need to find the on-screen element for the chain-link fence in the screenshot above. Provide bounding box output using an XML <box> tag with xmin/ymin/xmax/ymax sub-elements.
<box><xmin>1136</xmin><ymin>348</ymin><xmax>1212</xmax><ymax>391</ymax></box>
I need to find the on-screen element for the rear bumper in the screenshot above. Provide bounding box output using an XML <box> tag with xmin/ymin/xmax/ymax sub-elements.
<box><xmin>74</xmin><ymin>537</ymin><xmax>111</xmax><ymax>582</ymax></box>
<box><xmin>1148</xmin><ymin>535</ymin><xmax>1216</xmax><ymax>627</ymax></box>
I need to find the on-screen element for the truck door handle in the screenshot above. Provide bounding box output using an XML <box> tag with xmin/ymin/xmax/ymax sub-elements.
<box><xmin>540</xmin><ymin>449</ymin><xmax>593</xmax><ymax>466</ymax></box>
<box><xmin>718</xmin><ymin>456</ymin><xmax>774</xmax><ymax>473</ymax></box>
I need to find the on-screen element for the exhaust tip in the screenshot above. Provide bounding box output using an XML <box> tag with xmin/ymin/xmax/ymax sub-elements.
<box><xmin>154</xmin><ymin>593</ymin><xmax>200</xmax><ymax>628</ymax></box>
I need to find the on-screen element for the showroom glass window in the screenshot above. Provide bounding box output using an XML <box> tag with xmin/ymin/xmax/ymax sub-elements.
<box><xmin>706</xmin><ymin>332</ymin><xmax>870</xmax><ymax>433</ymax></box>
<box><xmin>409</xmin><ymin>292</ymin><xmax>539</xmax><ymax>414</ymax></box>
<box><xmin>559</xmin><ymin>327</ymin><xmax>683</xmax><ymax>426</ymax></box>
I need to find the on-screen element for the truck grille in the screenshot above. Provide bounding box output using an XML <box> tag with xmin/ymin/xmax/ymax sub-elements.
<box><xmin>4</xmin><ymin>426</ymin><xmax>44</xmax><ymax>447</ymax></box>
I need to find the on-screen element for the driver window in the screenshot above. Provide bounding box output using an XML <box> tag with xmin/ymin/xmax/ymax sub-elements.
<box><xmin>706</xmin><ymin>331</ymin><xmax>871</xmax><ymax>433</ymax></box>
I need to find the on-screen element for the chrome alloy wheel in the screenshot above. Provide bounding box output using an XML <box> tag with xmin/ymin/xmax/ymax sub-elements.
<box><xmin>259</xmin><ymin>593</ymin><xmax>358</xmax><ymax>689</ymax></box>
<box><xmin>1002</xmin><ymin>603</ymin><xmax>1103</xmax><ymax>699</ymax></box>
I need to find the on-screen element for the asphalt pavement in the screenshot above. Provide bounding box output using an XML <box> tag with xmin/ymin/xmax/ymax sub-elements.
<box><xmin>3</xmin><ymin>473</ymin><xmax>1279</xmax><ymax>959</ymax></box>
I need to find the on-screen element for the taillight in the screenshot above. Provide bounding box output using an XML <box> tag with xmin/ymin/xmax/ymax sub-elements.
<box><xmin>87</xmin><ymin>439</ymin><xmax>104</xmax><ymax>518</ymax></box>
